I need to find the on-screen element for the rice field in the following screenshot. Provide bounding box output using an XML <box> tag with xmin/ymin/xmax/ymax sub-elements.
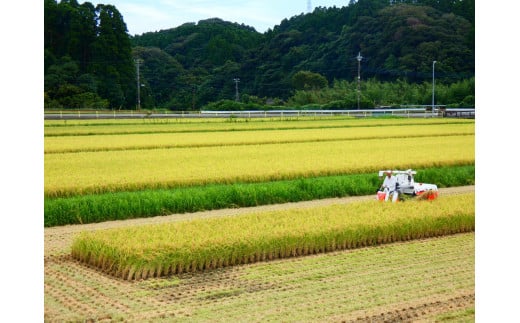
<box><xmin>71</xmin><ymin>193</ymin><xmax>475</xmax><ymax>280</ymax></box>
<box><xmin>44</xmin><ymin>117</ymin><xmax>474</xmax><ymax>136</ymax></box>
<box><xmin>46</xmin><ymin>226</ymin><xmax>475</xmax><ymax>322</ymax></box>
<box><xmin>44</xmin><ymin>116</ymin><xmax>475</xmax><ymax>321</ymax></box>
<box><xmin>44</xmin><ymin>117</ymin><xmax>475</xmax><ymax>224</ymax></box>
<box><xmin>45</xmin><ymin>134</ymin><xmax>474</xmax><ymax>197</ymax></box>
<box><xmin>45</xmin><ymin>123</ymin><xmax>474</xmax><ymax>154</ymax></box>
<box><xmin>44</xmin><ymin>165</ymin><xmax>475</xmax><ymax>227</ymax></box>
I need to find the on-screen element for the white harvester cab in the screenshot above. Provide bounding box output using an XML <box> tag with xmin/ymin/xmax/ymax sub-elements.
<box><xmin>377</xmin><ymin>169</ymin><xmax>438</xmax><ymax>201</ymax></box>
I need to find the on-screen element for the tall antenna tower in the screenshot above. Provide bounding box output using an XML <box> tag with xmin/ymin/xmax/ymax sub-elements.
<box><xmin>307</xmin><ymin>0</ymin><xmax>312</xmax><ymax>13</ymax></box>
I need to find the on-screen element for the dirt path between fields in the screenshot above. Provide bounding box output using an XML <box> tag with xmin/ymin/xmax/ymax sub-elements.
<box><xmin>45</xmin><ymin>185</ymin><xmax>474</xmax><ymax>257</ymax></box>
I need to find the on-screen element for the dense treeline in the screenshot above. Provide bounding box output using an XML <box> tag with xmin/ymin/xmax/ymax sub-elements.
<box><xmin>45</xmin><ymin>0</ymin><xmax>135</xmax><ymax>109</ymax></box>
<box><xmin>44</xmin><ymin>0</ymin><xmax>474</xmax><ymax>110</ymax></box>
<box><xmin>285</xmin><ymin>77</ymin><xmax>475</xmax><ymax>109</ymax></box>
<box><xmin>206</xmin><ymin>77</ymin><xmax>474</xmax><ymax>111</ymax></box>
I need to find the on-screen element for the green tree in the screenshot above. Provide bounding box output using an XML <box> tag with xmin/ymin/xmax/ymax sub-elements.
<box><xmin>44</xmin><ymin>56</ymin><xmax>108</xmax><ymax>109</ymax></box>
<box><xmin>133</xmin><ymin>46</ymin><xmax>186</xmax><ymax>109</ymax></box>
<box><xmin>197</xmin><ymin>60</ymin><xmax>241</xmax><ymax>105</ymax></box>
<box><xmin>91</xmin><ymin>4</ymin><xmax>135</xmax><ymax>108</ymax></box>
<box><xmin>291</xmin><ymin>71</ymin><xmax>328</xmax><ymax>90</ymax></box>
<box><xmin>45</xmin><ymin>1</ymin><xmax>136</xmax><ymax>109</ymax></box>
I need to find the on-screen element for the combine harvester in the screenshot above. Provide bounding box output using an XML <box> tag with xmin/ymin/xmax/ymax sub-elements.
<box><xmin>377</xmin><ymin>169</ymin><xmax>438</xmax><ymax>202</ymax></box>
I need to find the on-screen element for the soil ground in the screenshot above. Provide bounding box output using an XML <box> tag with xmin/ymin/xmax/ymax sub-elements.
<box><xmin>44</xmin><ymin>186</ymin><xmax>475</xmax><ymax>322</ymax></box>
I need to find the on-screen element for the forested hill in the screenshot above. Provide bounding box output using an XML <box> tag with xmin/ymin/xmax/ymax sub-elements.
<box><xmin>132</xmin><ymin>19</ymin><xmax>263</xmax><ymax>69</ymax></box>
<box><xmin>45</xmin><ymin>0</ymin><xmax>474</xmax><ymax>110</ymax></box>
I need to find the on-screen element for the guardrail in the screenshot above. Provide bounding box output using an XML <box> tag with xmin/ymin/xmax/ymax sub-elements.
<box><xmin>443</xmin><ymin>108</ymin><xmax>475</xmax><ymax>118</ymax></box>
<box><xmin>44</xmin><ymin>108</ymin><xmax>475</xmax><ymax>120</ymax></box>
<box><xmin>200</xmin><ymin>109</ymin><xmax>426</xmax><ymax>118</ymax></box>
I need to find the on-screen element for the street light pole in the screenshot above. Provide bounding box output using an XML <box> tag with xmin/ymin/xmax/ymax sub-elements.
<box><xmin>432</xmin><ymin>60</ymin><xmax>437</xmax><ymax>116</ymax></box>
<box><xmin>356</xmin><ymin>52</ymin><xmax>363</xmax><ymax>110</ymax></box>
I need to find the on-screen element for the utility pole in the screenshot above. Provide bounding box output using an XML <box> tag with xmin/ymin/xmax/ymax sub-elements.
<box><xmin>192</xmin><ymin>85</ymin><xmax>196</xmax><ymax>110</ymax></box>
<box><xmin>135</xmin><ymin>59</ymin><xmax>143</xmax><ymax>110</ymax></box>
<box><xmin>356</xmin><ymin>52</ymin><xmax>363</xmax><ymax>110</ymax></box>
<box><xmin>432</xmin><ymin>60</ymin><xmax>437</xmax><ymax>117</ymax></box>
<box><xmin>233</xmin><ymin>77</ymin><xmax>240</xmax><ymax>102</ymax></box>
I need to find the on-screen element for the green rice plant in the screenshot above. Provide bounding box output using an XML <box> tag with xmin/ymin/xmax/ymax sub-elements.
<box><xmin>71</xmin><ymin>193</ymin><xmax>475</xmax><ymax>280</ymax></box>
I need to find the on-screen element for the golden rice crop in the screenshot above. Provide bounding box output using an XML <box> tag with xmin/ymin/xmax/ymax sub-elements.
<box><xmin>44</xmin><ymin>117</ymin><xmax>474</xmax><ymax>136</ymax></box>
<box><xmin>44</xmin><ymin>134</ymin><xmax>474</xmax><ymax>197</ymax></box>
<box><xmin>44</xmin><ymin>123</ymin><xmax>475</xmax><ymax>154</ymax></box>
<box><xmin>71</xmin><ymin>193</ymin><xmax>475</xmax><ymax>280</ymax></box>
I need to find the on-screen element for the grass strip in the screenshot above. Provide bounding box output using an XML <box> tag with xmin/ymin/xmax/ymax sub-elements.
<box><xmin>45</xmin><ymin>165</ymin><xmax>474</xmax><ymax>227</ymax></box>
<box><xmin>71</xmin><ymin>193</ymin><xmax>475</xmax><ymax>280</ymax></box>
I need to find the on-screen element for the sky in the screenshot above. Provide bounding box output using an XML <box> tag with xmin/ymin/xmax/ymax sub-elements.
<box><xmin>90</xmin><ymin>0</ymin><xmax>352</xmax><ymax>35</ymax></box>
